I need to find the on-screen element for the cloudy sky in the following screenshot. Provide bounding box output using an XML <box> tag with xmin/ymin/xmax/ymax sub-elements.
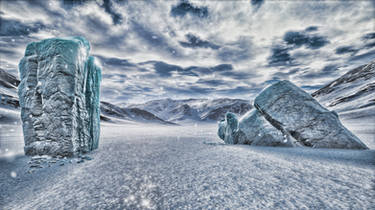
<box><xmin>0</xmin><ymin>0</ymin><xmax>374</xmax><ymax>104</ymax></box>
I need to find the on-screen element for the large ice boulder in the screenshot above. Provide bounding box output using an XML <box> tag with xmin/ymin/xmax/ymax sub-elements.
<box><xmin>254</xmin><ymin>80</ymin><xmax>368</xmax><ymax>149</ymax></box>
<box><xmin>218</xmin><ymin>111</ymin><xmax>294</xmax><ymax>147</ymax></box>
<box><xmin>18</xmin><ymin>36</ymin><xmax>102</xmax><ymax>156</ymax></box>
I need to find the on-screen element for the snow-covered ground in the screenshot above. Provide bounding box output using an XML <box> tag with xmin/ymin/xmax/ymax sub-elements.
<box><xmin>1</xmin><ymin>122</ymin><xmax>374</xmax><ymax>209</ymax></box>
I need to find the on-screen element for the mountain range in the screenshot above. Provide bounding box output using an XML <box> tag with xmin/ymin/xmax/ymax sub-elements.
<box><xmin>312</xmin><ymin>60</ymin><xmax>375</xmax><ymax>120</ymax></box>
<box><xmin>1</xmin><ymin>60</ymin><xmax>374</xmax><ymax>125</ymax></box>
<box><xmin>0</xmin><ymin>68</ymin><xmax>252</xmax><ymax>125</ymax></box>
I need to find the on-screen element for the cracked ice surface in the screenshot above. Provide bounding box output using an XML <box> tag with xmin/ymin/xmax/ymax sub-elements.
<box><xmin>17</xmin><ymin>36</ymin><xmax>101</xmax><ymax>156</ymax></box>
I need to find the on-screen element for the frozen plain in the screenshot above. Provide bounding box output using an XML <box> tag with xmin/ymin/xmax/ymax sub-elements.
<box><xmin>0</xmin><ymin>121</ymin><xmax>374</xmax><ymax>209</ymax></box>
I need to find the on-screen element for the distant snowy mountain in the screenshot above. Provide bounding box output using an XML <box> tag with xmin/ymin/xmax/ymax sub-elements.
<box><xmin>0</xmin><ymin>68</ymin><xmax>19</xmax><ymax>92</ymax></box>
<box><xmin>126</xmin><ymin>98</ymin><xmax>252</xmax><ymax>123</ymax></box>
<box><xmin>0</xmin><ymin>68</ymin><xmax>19</xmax><ymax>109</ymax></box>
<box><xmin>312</xmin><ymin>60</ymin><xmax>375</xmax><ymax>120</ymax></box>
<box><xmin>1</xmin><ymin>60</ymin><xmax>374</xmax><ymax>125</ymax></box>
<box><xmin>0</xmin><ymin>68</ymin><xmax>250</xmax><ymax>125</ymax></box>
<box><xmin>100</xmin><ymin>101</ymin><xmax>176</xmax><ymax>125</ymax></box>
<box><xmin>0</xmin><ymin>69</ymin><xmax>175</xmax><ymax>125</ymax></box>
<box><xmin>0</xmin><ymin>68</ymin><xmax>20</xmax><ymax>124</ymax></box>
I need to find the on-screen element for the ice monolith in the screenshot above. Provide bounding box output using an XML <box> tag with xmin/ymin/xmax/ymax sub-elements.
<box><xmin>18</xmin><ymin>36</ymin><xmax>101</xmax><ymax>156</ymax></box>
<box><xmin>254</xmin><ymin>80</ymin><xmax>368</xmax><ymax>149</ymax></box>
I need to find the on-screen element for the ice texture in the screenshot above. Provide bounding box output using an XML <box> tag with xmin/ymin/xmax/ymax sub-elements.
<box><xmin>254</xmin><ymin>80</ymin><xmax>368</xmax><ymax>149</ymax></box>
<box><xmin>218</xmin><ymin>111</ymin><xmax>294</xmax><ymax>147</ymax></box>
<box><xmin>219</xmin><ymin>112</ymin><xmax>239</xmax><ymax>144</ymax></box>
<box><xmin>18</xmin><ymin>36</ymin><xmax>101</xmax><ymax>156</ymax></box>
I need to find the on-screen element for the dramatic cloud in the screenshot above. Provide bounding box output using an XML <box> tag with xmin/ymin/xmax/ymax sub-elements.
<box><xmin>364</xmin><ymin>42</ymin><xmax>375</xmax><ymax>49</ymax></box>
<box><xmin>62</xmin><ymin>0</ymin><xmax>123</xmax><ymax>24</ymax></box>
<box><xmin>268</xmin><ymin>45</ymin><xmax>294</xmax><ymax>67</ymax></box>
<box><xmin>153</xmin><ymin>61</ymin><xmax>186</xmax><ymax>77</ymax></box>
<box><xmin>179</xmin><ymin>33</ymin><xmax>220</xmax><ymax>49</ymax></box>
<box><xmin>100</xmin><ymin>0</ymin><xmax>123</xmax><ymax>25</ymax></box>
<box><xmin>362</xmin><ymin>32</ymin><xmax>375</xmax><ymax>49</ymax></box>
<box><xmin>298</xmin><ymin>64</ymin><xmax>339</xmax><ymax>82</ymax></box>
<box><xmin>170</xmin><ymin>1</ymin><xmax>208</xmax><ymax>18</ymax></box>
<box><xmin>0</xmin><ymin>18</ymin><xmax>45</xmax><ymax>36</ymax></box>
<box><xmin>283</xmin><ymin>31</ymin><xmax>329</xmax><ymax>50</ymax></box>
<box><xmin>305</xmin><ymin>26</ymin><xmax>318</xmax><ymax>32</ymax></box>
<box><xmin>362</xmin><ymin>32</ymin><xmax>375</xmax><ymax>40</ymax></box>
<box><xmin>335</xmin><ymin>46</ymin><xmax>358</xmax><ymax>55</ymax></box>
<box><xmin>217</xmin><ymin>36</ymin><xmax>253</xmax><ymax>62</ymax></box>
<box><xmin>211</xmin><ymin>64</ymin><xmax>233</xmax><ymax>72</ymax></box>
<box><xmin>0</xmin><ymin>0</ymin><xmax>374</xmax><ymax>103</ymax></box>
<box><xmin>251</xmin><ymin>0</ymin><xmax>264</xmax><ymax>11</ymax></box>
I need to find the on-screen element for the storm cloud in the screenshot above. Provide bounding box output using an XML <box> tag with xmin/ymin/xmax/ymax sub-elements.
<box><xmin>283</xmin><ymin>31</ymin><xmax>329</xmax><ymax>50</ymax></box>
<box><xmin>170</xmin><ymin>1</ymin><xmax>209</xmax><ymax>18</ymax></box>
<box><xmin>0</xmin><ymin>18</ymin><xmax>45</xmax><ymax>36</ymax></box>
<box><xmin>335</xmin><ymin>46</ymin><xmax>358</xmax><ymax>55</ymax></box>
<box><xmin>268</xmin><ymin>45</ymin><xmax>294</xmax><ymax>67</ymax></box>
<box><xmin>179</xmin><ymin>33</ymin><xmax>220</xmax><ymax>49</ymax></box>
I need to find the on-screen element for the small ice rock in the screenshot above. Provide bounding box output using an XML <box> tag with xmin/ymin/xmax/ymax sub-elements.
<box><xmin>283</xmin><ymin>138</ymin><xmax>288</xmax><ymax>143</ymax></box>
<box><xmin>11</xmin><ymin>39</ymin><xmax>15</xmax><ymax>42</ymax></box>
<box><xmin>10</xmin><ymin>171</ymin><xmax>17</xmax><ymax>178</ymax></box>
<box><xmin>37</xmin><ymin>81</ymin><xmax>42</xmax><ymax>86</ymax></box>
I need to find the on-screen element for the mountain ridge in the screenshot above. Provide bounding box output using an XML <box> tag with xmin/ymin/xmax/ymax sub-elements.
<box><xmin>126</xmin><ymin>97</ymin><xmax>252</xmax><ymax>123</ymax></box>
<box><xmin>312</xmin><ymin>60</ymin><xmax>375</xmax><ymax>119</ymax></box>
<box><xmin>0</xmin><ymin>69</ymin><xmax>251</xmax><ymax>124</ymax></box>
<box><xmin>1</xmin><ymin>60</ymin><xmax>374</xmax><ymax>124</ymax></box>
